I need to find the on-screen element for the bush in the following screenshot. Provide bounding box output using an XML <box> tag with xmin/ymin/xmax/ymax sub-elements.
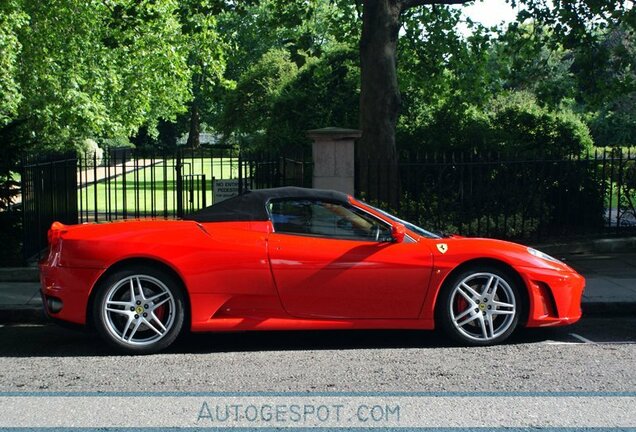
<box><xmin>76</xmin><ymin>138</ymin><xmax>104</xmax><ymax>166</ymax></box>
<box><xmin>266</xmin><ymin>47</ymin><xmax>360</xmax><ymax>152</ymax></box>
<box><xmin>0</xmin><ymin>120</ymin><xmax>27</xmax><ymax>266</ymax></box>
<box><xmin>222</xmin><ymin>47</ymin><xmax>360</xmax><ymax>153</ymax></box>
<box><xmin>0</xmin><ymin>211</ymin><xmax>23</xmax><ymax>266</ymax></box>
<box><xmin>220</xmin><ymin>49</ymin><xmax>299</xmax><ymax>140</ymax></box>
<box><xmin>487</xmin><ymin>91</ymin><xmax>594</xmax><ymax>156</ymax></box>
<box><xmin>398</xmin><ymin>91</ymin><xmax>594</xmax><ymax>156</ymax></box>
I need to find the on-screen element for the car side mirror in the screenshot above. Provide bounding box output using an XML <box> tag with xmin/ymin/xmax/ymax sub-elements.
<box><xmin>391</xmin><ymin>223</ymin><xmax>406</xmax><ymax>243</ymax></box>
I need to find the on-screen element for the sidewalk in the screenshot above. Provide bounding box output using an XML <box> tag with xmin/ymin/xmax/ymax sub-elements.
<box><xmin>0</xmin><ymin>267</ymin><xmax>43</xmax><ymax>322</ymax></box>
<box><xmin>0</xmin><ymin>252</ymin><xmax>635</xmax><ymax>323</ymax></box>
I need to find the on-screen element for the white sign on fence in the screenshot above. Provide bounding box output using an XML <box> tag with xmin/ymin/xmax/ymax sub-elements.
<box><xmin>213</xmin><ymin>178</ymin><xmax>248</xmax><ymax>203</ymax></box>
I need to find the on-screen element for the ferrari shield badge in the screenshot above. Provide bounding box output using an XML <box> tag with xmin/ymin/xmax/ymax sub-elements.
<box><xmin>436</xmin><ymin>243</ymin><xmax>448</xmax><ymax>254</ymax></box>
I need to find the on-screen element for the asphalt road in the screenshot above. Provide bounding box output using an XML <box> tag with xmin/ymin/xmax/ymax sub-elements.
<box><xmin>0</xmin><ymin>316</ymin><xmax>634</xmax><ymax>393</ymax></box>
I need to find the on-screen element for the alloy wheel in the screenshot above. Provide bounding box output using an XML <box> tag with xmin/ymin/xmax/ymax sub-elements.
<box><xmin>101</xmin><ymin>275</ymin><xmax>176</xmax><ymax>346</ymax></box>
<box><xmin>448</xmin><ymin>272</ymin><xmax>517</xmax><ymax>342</ymax></box>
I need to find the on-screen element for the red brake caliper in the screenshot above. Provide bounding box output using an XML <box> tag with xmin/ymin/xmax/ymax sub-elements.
<box><xmin>455</xmin><ymin>296</ymin><xmax>468</xmax><ymax>317</ymax></box>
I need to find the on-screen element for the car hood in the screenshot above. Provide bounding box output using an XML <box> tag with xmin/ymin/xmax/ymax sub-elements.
<box><xmin>424</xmin><ymin>235</ymin><xmax>575</xmax><ymax>272</ymax></box>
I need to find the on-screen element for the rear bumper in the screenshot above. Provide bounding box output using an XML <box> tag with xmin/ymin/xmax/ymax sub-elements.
<box><xmin>518</xmin><ymin>266</ymin><xmax>585</xmax><ymax>327</ymax></box>
<box><xmin>39</xmin><ymin>263</ymin><xmax>104</xmax><ymax>325</ymax></box>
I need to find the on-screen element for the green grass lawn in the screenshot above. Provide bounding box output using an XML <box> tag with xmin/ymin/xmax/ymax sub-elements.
<box><xmin>80</xmin><ymin>158</ymin><xmax>240</xmax><ymax>217</ymax></box>
<box><xmin>605</xmin><ymin>183</ymin><xmax>636</xmax><ymax>209</ymax></box>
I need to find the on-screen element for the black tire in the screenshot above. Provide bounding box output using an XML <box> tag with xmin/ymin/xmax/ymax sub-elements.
<box><xmin>92</xmin><ymin>265</ymin><xmax>185</xmax><ymax>354</ymax></box>
<box><xmin>437</xmin><ymin>265</ymin><xmax>521</xmax><ymax>346</ymax></box>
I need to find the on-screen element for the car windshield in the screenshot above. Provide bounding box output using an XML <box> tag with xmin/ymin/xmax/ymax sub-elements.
<box><xmin>366</xmin><ymin>204</ymin><xmax>441</xmax><ymax>239</ymax></box>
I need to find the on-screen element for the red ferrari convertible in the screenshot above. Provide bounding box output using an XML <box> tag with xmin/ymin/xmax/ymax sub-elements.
<box><xmin>40</xmin><ymin>187</ymin><xmax>585</xmax><ymax>354</ymax></box>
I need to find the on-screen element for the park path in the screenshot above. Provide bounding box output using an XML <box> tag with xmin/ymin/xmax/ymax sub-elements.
<box><xmin>9</xmin><ymin>159</ymin><xmax>164</xmax><ymax>206</ymax></box>
<box><xmin>77</xmin><ymin>159</ymin><xmax>162</xmax><ymax>187</ymax></box>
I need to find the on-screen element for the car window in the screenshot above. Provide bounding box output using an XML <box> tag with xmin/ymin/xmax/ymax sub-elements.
<box><xmin>269</xmin><ymin>199</ymin><xmax>392</xmax><ymax>242</ymax></box>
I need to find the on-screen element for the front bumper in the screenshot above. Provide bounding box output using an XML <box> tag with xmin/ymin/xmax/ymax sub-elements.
<box><xmin>39</xmin><ymin>263</ymin><xmax>104</xmax><ymax>325</ymax></box>
<box><xmin>518</xmin><ymin>266</ymin><xmax>585</xmax><ymax>327</ymax></box>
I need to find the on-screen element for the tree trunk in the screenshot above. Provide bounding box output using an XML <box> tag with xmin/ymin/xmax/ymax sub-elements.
<box><xmin>157</xmin><ymin>119</ymin><xmax>177</xmax><ymax>151</ymax></box>
<box><xmin>358</xmin><ymin>0</ymin><xmax>401</xmax><ymax>207</ymax></box>
<box><xmin>186</xmin><ymin>102</ymin><xmax>200</xmax><ymax>149</ymax></box>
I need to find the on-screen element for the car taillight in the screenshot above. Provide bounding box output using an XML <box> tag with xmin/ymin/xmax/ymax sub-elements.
<box><xmin>47</xmin><ymin>221</ymin><xmax>67</xmax><ymax>265</ymax></box>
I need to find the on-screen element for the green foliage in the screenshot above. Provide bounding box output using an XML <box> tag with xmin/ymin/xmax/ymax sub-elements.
<box><xmin>221</xmin><ymin>46</ymin><xmax>359</xmax><ymax>152</ymax></box>
<box><xmin>176</xmin><ymin>1</ymin><xmax>229</xmax><ymax>132</ymax></box>
<box><xmin>488</xmin><ymin>22</ymin><xmax>577</xmax><ymax>108</ymax></box>
<box><xmin>508</xmin><ymin>1</ymin><xmax>635</xmax><ymax>148</ymax></box>
<box><xmin>579</xmin><ymin>26</ymin><xmax>636</xmax><ymax>147</ymax></box>
<box><xmin>0</xmin><ymin>120</ymin><xmax>27</xmax><ymax>210</ymax></box>
<box><xmin>512</xmin><ymin>0</ymin><xmax>634</xmax><ymax>47</ymax></box>
<box><xmin>266</xmin><ymin>47</ymin><xmax>360</xmax><ymax>151</ymax></box>
<box><xmin>487</xmin><ymin>91</ymin><xmax>594</xmax><ymax>155</ymax></box>
<box><xmin>0</xmin><ymin>0</ymin><xmax>232</xmax><ymax>151</ymax></box>
<box><xmin>397</xmin><ymin>6</ymin><xmax>494</xmax><ymax>144</ymax></box>
<box><xmin>0</xmin><ymin>120</ymin><xmax>27</xmax><ymax>265</ymax></box>
<box><xmin>400</xmin><ymin>91</ymin><xmax>593</xmax><ymax>156</ymax></box>
<box><xmin>76</xmin><ymin>138</ymin><xmax>104</xmax><ymax>166</ymax></box>
<box><xmin>14</xmin><ymin>0</ymin><xmax>193</xmax><ymax>150</ymax></box>
<box><xmin>220</xmin><ymin>48</ymin><xmax>299</xmax><ymax>138</ymax></box>
<box><xmin>0</xmin><ymin>1</ymin><xmax>27</xmax><ymax>127</ymax></box>
<box><xmin>217</xmin><ymin>0</ymin><xmax>360</xmax><ymax>82</ymax></box>
<box><xmin>101</xmin><ymin>135</ymin><xmax>134</xmax><ymax>150</ymax></box>
<box><xmin>211</xmin><ymin>0</ymin><xmax>360</xmax><ymax>146</ymax></box>
<box><xmin>1</xmin><ymin>0</ymin><xmax>633</xmax><ymax>156</ymax></box>
<box><xmin>396</xmin><ymin>9</ymin><xmax>634</xmax><ymax>153</ymax></box>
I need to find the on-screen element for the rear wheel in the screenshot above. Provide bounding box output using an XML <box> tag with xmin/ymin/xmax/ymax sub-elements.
<box><xmin>92</xmin><ymin>266</ymin><xmax>185</xmax><ymax>354</ymax></box>
<box><xmin>438</xmin><ymin>266</ymin><xmax>521</xmax><ymax>346</ymax></box>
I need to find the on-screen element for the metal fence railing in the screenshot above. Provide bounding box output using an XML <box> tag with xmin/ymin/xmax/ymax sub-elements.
<box><xmin>15</xmin><ymin>146</ymin><xmax>636</xmax><ymax>261</ymax></box>
<box><xmin>20</xmin><ymin>147</ymin><xmax>312</xmax><ymax>260</ymax></box>
<box><xmin>356</xmin><ymin>149</ymin><xmax>636</xmax><ymax>241</ymax></box>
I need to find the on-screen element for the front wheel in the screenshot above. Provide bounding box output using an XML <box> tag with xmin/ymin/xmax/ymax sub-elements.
<box><xmin>92</xmin><ymin>266</ymin><xmax>185</xmax><ymax>354</ymax></box>
<box><xmin>438</xmin><ymin>266</ymin><xmax>521</xmax><ymax>346</ymax></box>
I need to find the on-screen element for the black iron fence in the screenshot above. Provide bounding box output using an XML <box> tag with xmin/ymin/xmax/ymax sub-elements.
<box><xmin>21</xmin><ymin>147</ymin><xmax>312</xmax><ymax>260</ymax></box>
<box><xmin>357</xmin><ymin>148</ymin><xmax>636</xmax><ymax>241</ymax></box>
<box><xmin>21</xmin><ymin>153</ymin><xmax>78</xmax><ymax>259</ymax></box>
<box><xmin>14</xmin><ymin>146</ymin><xmax>636</xmax><ymax>262</ymax></box>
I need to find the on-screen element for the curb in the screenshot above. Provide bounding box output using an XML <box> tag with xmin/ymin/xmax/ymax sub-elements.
<box><xmin>0</xmin><ymin>306</ymin><xmax>46</xmax><ymax>324</ymax></box>
<box><xmin>532</xmin><ymin>237</ymin><xmax>636</xmax><ymax>256</ymax></box>
<box><xmin>0</xmin><ymin>268</ymin><xmax>40</xmax><ymax>283</ymax></box>
<box><xmin>581</xmin><ymin>302</ymin><xmax>636</xmax><ymax>316</ymax></box>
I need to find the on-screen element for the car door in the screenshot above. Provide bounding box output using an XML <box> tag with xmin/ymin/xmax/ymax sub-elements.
<box><xmin>267</xmin><ymin>199</ymin><xmax>433</xmax><ymax>319</ymax></box>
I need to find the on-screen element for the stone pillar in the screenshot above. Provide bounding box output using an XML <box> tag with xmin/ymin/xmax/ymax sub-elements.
<box><xmin>306</xmin><ymin>127</ymin><xmax>361</xmax><ymax>195</ymax></box>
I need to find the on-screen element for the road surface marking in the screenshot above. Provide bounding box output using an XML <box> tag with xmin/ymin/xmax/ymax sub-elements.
<box><xmin>545</xmin><ymin>341</ymin><xmax>585</xmax><ymax>345</ymax></box>
<box><xmin>570</xmin><ymin>333</ymin><xmax>595</xmax><ymax>344</ymax></box>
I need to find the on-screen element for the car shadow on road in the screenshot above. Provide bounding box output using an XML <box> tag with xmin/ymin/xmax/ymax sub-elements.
<box><xmin>0</xmin><ymin>322</ymin><xmax>575</xmax><ymax>358</ymax></box>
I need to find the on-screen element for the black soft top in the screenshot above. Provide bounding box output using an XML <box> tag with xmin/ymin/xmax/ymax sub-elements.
<box><xmin>184</xmin><ymin>186</ymin><xmax>350</xmax><ymax>222</ymax></box>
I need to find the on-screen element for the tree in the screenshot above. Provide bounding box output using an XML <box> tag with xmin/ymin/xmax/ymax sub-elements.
<box><xmin>357</xmin><ymin>0</ymin><xmax>469</xmax><ymax>203</ymax></box>
<box><xmin>7</xmin><ymin>0</ymin><xmax>193</xmax><ymax>150</ymax></box>
<box><xmin>176</xmin><ymin>0</ymin><xmax>228</xmax><ymax>148</ymax></box>
<box><xmin>220</xmin><ymin>49</ymin><xmax>299</xmax><ymax>141</ymax></box>
<box><xmin>266</xmin><ymin>47</ymin><xmax>361</xmax><ymax>151</ymax></box>
<box><xmin>397</xmin><ymin>6</ymin><xmax>496</xmax><ymax>152</ymax></box>
<box><xmin>357</xmin><ymin>0</ymin><xmax>634</xmax><ymax>201</ymax></box>
<box><xmin>575</xmin><ymin>26</ymin><xmax>636</xmax><ymax>147</ymax></box>
<box><xmin>0</xmin><ymin>1</ymin><xmax>26</xmax><ymax>128</ymax></box>
<box><xmin>488</xmin><ymin>22</ymin><xmax>577</xmax><ymax>108</ymax></box>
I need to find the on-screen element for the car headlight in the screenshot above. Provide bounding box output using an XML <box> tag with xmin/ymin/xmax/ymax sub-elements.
<box><xmin>527</xmin><ymin>247</ymin><xmax>563</xmax><ymax>265</ymax></box>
